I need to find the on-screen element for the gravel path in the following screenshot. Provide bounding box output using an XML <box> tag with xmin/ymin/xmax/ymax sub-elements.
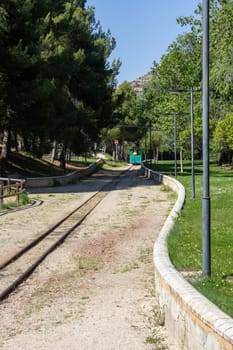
<box><xmin>0</xmin><ymin>166</ymin><xmax>174</xmax><ymax>349</ymax></box>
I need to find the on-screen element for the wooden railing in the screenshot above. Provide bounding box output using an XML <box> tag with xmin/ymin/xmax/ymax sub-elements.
<box><xmin>0</xmin><ymin>178</ymin><xmax>26</xmax><ymax>206</ymax></box>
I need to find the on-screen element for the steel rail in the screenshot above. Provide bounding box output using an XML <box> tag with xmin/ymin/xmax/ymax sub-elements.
<box><xmin>0</xmin><ymin>168</ymin><xmax>129</xmax><ymax>302</ymax></box>
<box><xmin>0</xmin><ymin>192</ymin><xmax>100</xmax><ymax>270</ymax></box>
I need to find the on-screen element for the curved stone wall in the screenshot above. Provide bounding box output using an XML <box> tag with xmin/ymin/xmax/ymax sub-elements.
<box><xmin>141</xmin><ymin>163</ymin><xmax>233</xmax><ymax>350</ymax></box>
<box><xmin>25</xmin><ymin>159</ymin><xmax>104</xmax><ymax>188</ymax></box>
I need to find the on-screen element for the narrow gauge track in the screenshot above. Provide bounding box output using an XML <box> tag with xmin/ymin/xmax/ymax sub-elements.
<box><xmin>0</xmin><ymin>168</ymin><xmax>128</xmax><ymax>302</ymax></box>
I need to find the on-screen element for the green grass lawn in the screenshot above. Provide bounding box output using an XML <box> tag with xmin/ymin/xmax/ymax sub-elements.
<box><xmin>147</xmin><ymin>160</ymin><xmax>233</xmax><ymax>318</ymax></box>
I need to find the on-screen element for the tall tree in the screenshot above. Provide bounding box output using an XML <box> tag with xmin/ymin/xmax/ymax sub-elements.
<box><xmin>0</xmin><ymin>0</ymin><xmax>120</xmax><ymax>169</ymax></box>
<box><xmin>209</xmin><ymin>0</ymin><xmax>233</xmax><ymax>162</ymax></box>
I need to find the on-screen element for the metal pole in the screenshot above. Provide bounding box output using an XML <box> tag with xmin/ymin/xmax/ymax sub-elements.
<box><xmin>191</xmin><ymin>88</ymin><xmax>195</xmax><ymax>198</ymax></box>
<box><xmin>144</xmin><ymin>128</ymin><xmax>147</xmax><ymax>161</ymax></box>
<box><xmin>202</xmin><ymin>0</ymin><xmax>211</xmax><ymax>276</ymax></box>
<box><xmin>149</xmin><ymin>122</ymin><xmax>152</xmax><ymax>164</ymax></box>
<box><xmin>115</xmin><ymin>144</ymin><xmax>118</xmax><ymax>161</ymax></box>
<box><xmin>174</xmin><ymin>114</ymin><xmax>177</xmax><ymax>177</ymax></box>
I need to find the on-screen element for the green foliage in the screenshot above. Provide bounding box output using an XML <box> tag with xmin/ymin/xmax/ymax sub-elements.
<box><xmin>0</xmin><ymin>0</ymin><xmax>120</xmax><ymax>160</ymax></box>
<box><xmin>158</xmin><ymin>31</ymin><xmax>202</xmax><ymax>90</ymax></box>
<box><xmin>102</xmin><ymin>82</ymin><xmax>144</xmax><ymax>154</ymax></box>
<box><xmin>135</xmin><ymin>0</ymin><xmax>233</xmax><ymax>165</ymax></box>
<box><xmin>19</xmin><ymin>191</ymin><xmax>30</xmax><ymax>205</ymax></box>
<box><xmin>214</xmin><ymin>112</ymin><xmax>233</xmax><ymax>150</ymax></box>
<box><xmin>213</xmin><ymin>111</ymin><xmax>233</xmax><ymax>164</ymax></box>
<box><xmin>136</xmin><ymin>21</ymin><xmax>202</xmax><ymax>161</ymax></box>
<box><xmin>112</xmin><ymin>82</ymin><xmax>138</xmax><ymax>126</ymax></box>
<box><xmin>210</xmin><ymin>0</ymin><xmax>233</xmax><ymax>99</ymax></box>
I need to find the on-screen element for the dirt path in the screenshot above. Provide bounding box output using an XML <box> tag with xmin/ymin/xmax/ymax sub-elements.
<box><xmin>0</xmin><ymin>166</ymin><xmax>174</xmax><ymax>349</ymax></box>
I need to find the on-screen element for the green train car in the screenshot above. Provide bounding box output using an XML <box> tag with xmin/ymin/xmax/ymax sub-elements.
<box><xmin>129</xmin><ymin>149</ymin><xmax>142</xmax><ymax>164</ymax></box>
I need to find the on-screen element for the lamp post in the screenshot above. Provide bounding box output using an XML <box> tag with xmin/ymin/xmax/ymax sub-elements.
<box><xmin>202</xmin><ymin>0</ymin><xmax>211</xmax><ymax>277</ymax></box>
<box><xmin>173</xmin><ymin>113</ymin><xmax>177</xmax><ymax>177</ymax></box>
<box><xmin>149</xmin><ymin>122</ymin><xmax>152</xmax><ymax>164</ymax></box>
<box><xmin>190</xmin><ymin>88</ymin><xmax>195</xmax><ymax>198</ymax></box>
<box><xmin>156</xmin><ymin>112</ymin><xmax>188</xmax><ymax>177</ymax></box>
<box><xmin>170</xmin><ymin>88</ymin><xmax>201</xmax><ymax>198</ymax></box>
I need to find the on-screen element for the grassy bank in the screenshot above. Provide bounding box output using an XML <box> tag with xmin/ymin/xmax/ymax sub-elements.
<box><xmin>147</xmin><ymin>160</ymin><xmax>233</xmax><ymax>318</ymax></box>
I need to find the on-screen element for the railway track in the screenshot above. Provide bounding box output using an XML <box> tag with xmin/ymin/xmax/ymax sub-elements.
<box><xmin>0</xmin><ymin>168</ymin><xmax>128</xmax><ymax>302</ymax></box>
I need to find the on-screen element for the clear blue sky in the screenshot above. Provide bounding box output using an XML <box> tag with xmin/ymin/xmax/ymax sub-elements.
<box><xmin>86</xmin><ymin>0</ymin><xmax>200</xmax><ymax>84</ymax></box>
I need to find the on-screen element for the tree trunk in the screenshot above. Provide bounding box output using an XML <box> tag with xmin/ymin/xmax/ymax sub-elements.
<box><xmin>59</xmin><ymin>143</ymin><xmax>67</xmax><ymax>171</ymax></box>
<box><xmin>13</xmin><ymin>133</ymin><xmax>19</xmax><ymax>152</ymax></box>
<box><xmin>51</xmin><ymin>140</ymin><xmax>57</xmax><ymax>163</ymax></box>
<box><xmin>0</xmin><ymin>105</ymin><xmax>13</xmax><ymax>160</ymax></box>
<box><xmin>0</xmin><ymin>129</ymin><xmax>9</xmax><ymax>159</ymax></box>
<box><xmin>122</xmin><ymin>138</ymin><xmax>125</xmax><ymax>160</ymax></box>
<box><xmin>0</xmin><ymin>128</ymin><xmax>9</xmax><ymax>176</ymax></box>
<box><xmin>180</xmin><ymin>148</ymin><xmax>183</xmax><ymax>174</ymax></box>
<box><xmin>156</xmin><ymin>147</ymin><xmax>159</xmax><ymax>162</ymax></box>
<box><xmin>67</xmin><ymin>151</ymin><xmax>71</xmax><ymax>162</ymax></box>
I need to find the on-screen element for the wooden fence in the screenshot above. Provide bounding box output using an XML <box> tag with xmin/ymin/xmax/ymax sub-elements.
<box><xmin>0</xmin><ymin>178</ymin><xmax>26</xmax><ymax>206</ymax></box>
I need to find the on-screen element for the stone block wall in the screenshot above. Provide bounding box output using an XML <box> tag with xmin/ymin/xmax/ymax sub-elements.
<box><xmin>25</xmin><ymin>159</ymin><xmax>104</xmax><ymax>188</ymax></box>
<box><xmin>141</xmin><ymin>163</ymin><xmax>233</xmax><ymax>350</ymax></box>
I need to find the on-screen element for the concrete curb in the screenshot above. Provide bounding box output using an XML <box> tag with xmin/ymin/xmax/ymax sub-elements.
<box><xmin>25</xmin><ymin>159</ymin><xmax>104</xmax><ymax>188</ymax></box>
<box><xmin>141</xmin><ymin>163</ymin><xmax>233</xmax><ymax>350</ymax></box>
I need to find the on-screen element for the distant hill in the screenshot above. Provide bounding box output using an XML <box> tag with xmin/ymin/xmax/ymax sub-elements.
<box><xmin>130</xmin><ymin>72</ymin><xmax>153</xmax><ymax>97</ymax></box>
